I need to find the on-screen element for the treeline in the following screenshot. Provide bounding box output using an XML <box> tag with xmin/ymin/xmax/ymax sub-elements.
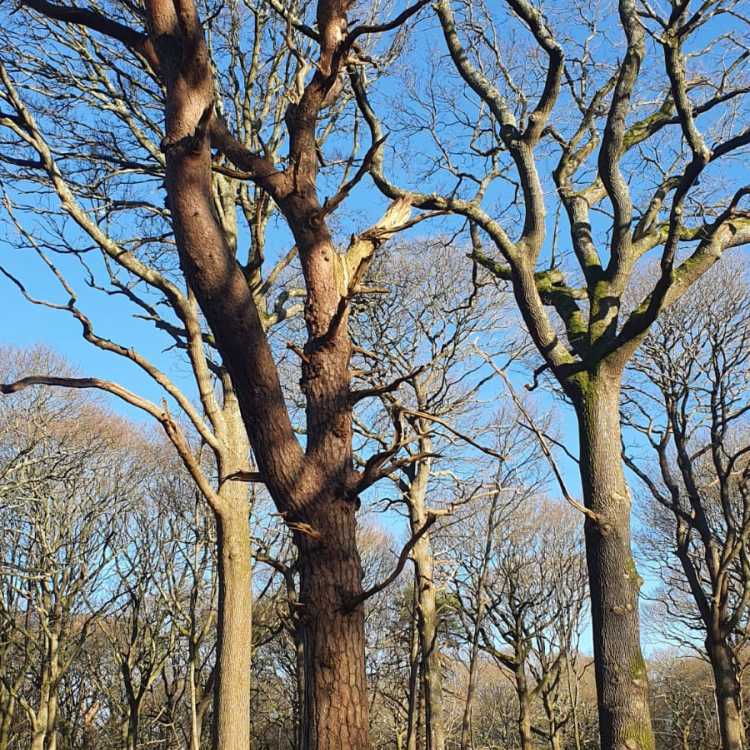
<box><xmin>0</xmin><ymin>370</ymin><xmax>737</xmax><ymax>750</ymax></box>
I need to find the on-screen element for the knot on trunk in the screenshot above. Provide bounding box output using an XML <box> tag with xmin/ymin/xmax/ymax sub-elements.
<box><xmin>160</xmin><ymin>102</ymin><xmax>214</xmax><ymax>156</ymax></box>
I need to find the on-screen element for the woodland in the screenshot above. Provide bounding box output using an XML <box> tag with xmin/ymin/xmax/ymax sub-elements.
<box><xmin>0</xmin><ymin>1</ymin><xmax>749</xmax><ymax>749</ymax></box>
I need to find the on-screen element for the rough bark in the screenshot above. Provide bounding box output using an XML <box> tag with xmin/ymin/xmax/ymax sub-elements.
<box><xmin>149</xmin><ymin>4</ymin><xmax>372</xmax><ymax>741</ymax></box>
<box><xmin>7</xmin><ymin>0</ymin><xmax>417</xmax><ymax>746</ymax></box>
<box><xmin>575</xmin><ymin>372</ymin><xmax>653</xmax><ymax>750</ymax></box>
<box><xmin>298</xmin><ymin>499</ymin><xmax>368</xmax><ymax>750</ymax></box>
<box><xmin>213</xmin><ymin>507</ymin><xmax>253</xmax><ymax>750</ymax></box>
<box><xmin>707</xmin><ymin>638</ymin><xmax>746</xmax><ymax>750</ymax></box>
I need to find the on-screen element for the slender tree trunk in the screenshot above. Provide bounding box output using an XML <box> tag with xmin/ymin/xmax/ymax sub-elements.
<box><xmin>707</xmin><ymin>637</ymin><xmax>745</xmax><ymax>750</ymax></box>
<box><xmin>565</xmin><ymin>655</ymin><xmax>583</xmax><ymax>750</ymax></box>
<box><xmin>575</xmin><ymin>373</ymin><xmax>654</xmax><ymax>750</ymax></box>
<box><xmin>30</xmin><ymin>665</ymin><xmax>51</xmax><ymax>750</ymax></box>
<box><xmin>30</xmin><ymin>716</ymin><xmax>46</xmax><ymax>750</ymax></box>
<box><xmin>190</xmin><ymin>659</ymin><xmax>200</xmax><ymax>750</ymax></box>
<box><xmin>194</xmin><ymin>689</ymin><xmax>212</xmax><ymax>750</ymax></box>
<box><xmin>406</xmin><ymin>584</ymin><xmax>420</xmax><ymax>750</ymax></box>
<box><xmin>460</xmin><ymin>482</ymin><xmax>501</xmax><ymax>750</ymax></box>
<box><xmin>518</xmin><ymin>698</ymin><xmax>534</xmax><ymax>750</ymax></box>
<box><xmin>126</xmin><ymin>705</ymin><xmax>139</xmax><ymax>750</ymax></box>
<box><xmin>298</xmin><ymin>498</ymin><xmax>369</xmax><ymax>750</ymax></box>
<box><xmin>0</xmin><ymin>695</ymin><xmax>14</xmax><ymax>750</ymax></box>
<box><xmin>30</xmin><ymin>726</ymin><xmax>46</xmax><ymax>750</ymax></box>
<box><xmin>46</xmin><ymin>690</ymin><xmax>58</xmax><ymax>750</ymax></box>
<box><xmin>414</xmin><ymin>534</ymin><xmax>445</xmax><ymax>750</ymax></box>
<box><xmin>460</xmin><ymin>627</ymin><xmax>482</xmax><ymax>750</ymax></box>
<box><xmin>212</xmin><ymin>504</ymin><xmax>253</xmax><ymax>750</ymax></box>
<box><xmin>542</xmin><ymin>687</ymin><xmax>562</xmax><ymax>750</ymax></box>
<box><xmin>408</xmin><ymin>444</ymin><xmax>446</xmax><ymax>750</ymax></box>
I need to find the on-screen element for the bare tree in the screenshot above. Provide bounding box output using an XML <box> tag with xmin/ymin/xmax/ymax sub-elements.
<box><xmin>435</xmin><ymin>416</ymin><xmax>546</xmax><ymax>750</ymax></box>
<box><xmin>624</xmin><ymin>261</ymin><xmax>750</xmax><ymax>750</ymax></box>
<box><xmin>0</xmin><ymin>348</ymin><xmax>143</xmax><ymax>750</ymax></box>
<box><xmin>350</xmin><ymin>241</ymin><xmax>522</xmax><ymax>750</ymax></box>
<box><xmin>650</xmin><ymin>655</ymin><xmax>718</xmax><ymax>750</ymax></box>
<box><xmin>0</xmin><ymin>0</ymin><xmax>442</xmax><ymax>745</ymax></box>
<box><xmin>356</xmin><ymin>1</ymin><xmax>750</xmax><ymax>745</ymax></box>
<box><xmin>447</xmin><ymin>495</ymin><xmax>588</xmax><ymax>750</ymax></box>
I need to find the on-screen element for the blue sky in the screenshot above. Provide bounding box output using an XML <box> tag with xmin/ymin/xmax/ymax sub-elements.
<box><xmin>4</xmin><ymin>0</ymin><xmax>745</xmax><ymax>662</ymax></box>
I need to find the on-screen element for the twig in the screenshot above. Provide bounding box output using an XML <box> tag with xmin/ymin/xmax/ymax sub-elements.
<box><xmin>475</xmin><ymin>347</ymin><xmax>600</xmax><ymax>523</ymax></box>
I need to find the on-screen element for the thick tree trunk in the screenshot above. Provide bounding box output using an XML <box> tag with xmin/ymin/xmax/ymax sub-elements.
<box><xmin>153</xmin><ymin>6</ymin><xmax>372</xmax><ymax>748</ymax></box>
<box><xmin>298</xmin><ymin>498</ymin><xmax>369</xmax><ymax>750</ymax></box>
<box><xmin>212</xmin><ymin>506</ymin><xmax>253</xmax><ymax>750</ymax></box>
<box><xmin>575</xmin><ymin>373</ymin><xmax>654</xmax><ymax>750</ymax></box>
<box><xmin>515</xmin><ymin>665</ymin><xmax>534</xmax><ymax>750</ymax></box>
<box><xmin>707</xmin><ymin>637</ymin><xmax>745</xmax><ymax>750</ymax></box>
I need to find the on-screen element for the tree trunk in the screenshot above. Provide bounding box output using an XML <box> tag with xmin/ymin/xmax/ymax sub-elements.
<box><xmin>408</xmin><ymin>445</ymin><xmax>446</xmax><ymax>750</ymax></box>
<box><xmin>542</xmin><ymin>685</ymin><xmax>562</xmax><ymax>750</ymax></box>
<box><xmin>460</xmin><ymin>480</ymin><xmax>501</xmax><ymax>750</ymax></box>
<box><xmin>707</xmin><ymin>637</ymin><xmax>745</xmax><ymax>750</ymax></box>
<box><xmin>46</xmin><ymin>690</ymin><xmax>58</xmax><ymax>750</ymax></box>
<box><xmin>194</xmin><ymin>688</ymin><xmax>212</xmax><ymax>750</ymax></box>
<box><xmin>0</xmin><ymin>693</ymin><xmax>14</xmax><ymax>750</ymax></box>
<box><xmin>30</xmin><ymin>664</ymin><xmax>51</xmax><ymax>750</ymax></box>
<box><xmin>515</xmin><ymin>665</ymin><xmax>534</xmax><ymax>750</ymax></box>
<box><xmin>575</xmin><ymin>373</ymin><xmax>654</xmax><ymax>750</ymax></box>
<box><xmin>295</xmin><ymin>626</ymin><xmax>305</xmax><ymax>750</ymax></box>
<box><xmin>212</xmin><ymin>506</ymin><xmax>253</xmax><ymax>750</ymax></box>
<box><xmin>406</xmin><ymin>584</ymin><xmax>420</xmax><ymax>750</ymax></box>
<box><xmin>126</xmin><ymin>705</ymin><xmax>139</xmax><ymax>750</ymax></box>
<box><xmin>460</xmin><ymin>635</ymin><xmax>481</xmax><ymax>750</ymax></box>
<box><xmin>414</xmin><ymin>536</ymin><xmax>446</xmax><ymax>750</ymax></box>
<box><xmin>298</xmin><ymin>498</ymin><xmax>369</xmax><ymax>750</ymax></box>
<box><xmin>154</xmin><ymin>7</ymin><xmax>372</xmax><ymax>746</ymax></box>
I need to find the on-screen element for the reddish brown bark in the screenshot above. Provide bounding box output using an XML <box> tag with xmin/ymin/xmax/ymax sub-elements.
<box><xmin>12</xmin><ymin>0</ymin><xmax>421</xmax><ymax>745</ymax></box>
<box><xmin>298</xmin><ymin>500</ymin><xmax>368</xmax><ymax>750</ymax></box>
<box><xmin>144</xmin><ymin>0</ymin><xmax>374</xmax><ymax>746</ymax></box>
